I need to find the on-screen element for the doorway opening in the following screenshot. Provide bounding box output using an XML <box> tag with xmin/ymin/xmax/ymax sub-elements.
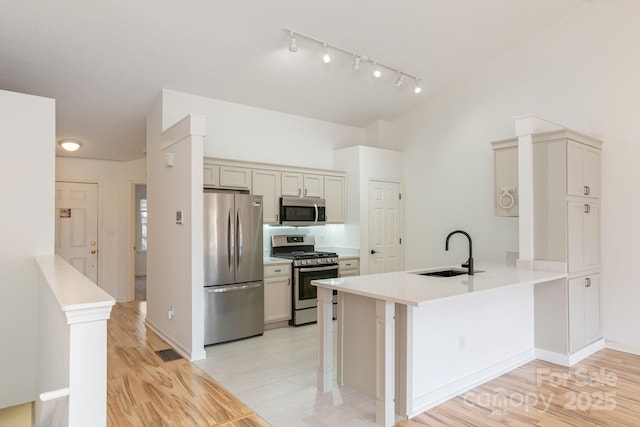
<box><xmin>134</xmin><ymin>184</ymin><xmax>147</xmax><ymax>301</ymax></box>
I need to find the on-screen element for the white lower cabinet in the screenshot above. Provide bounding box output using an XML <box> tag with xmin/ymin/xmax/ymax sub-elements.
<box><xmin>338</xmin><ymin>258</ymin><xmax>359</xmax><ymax>277</ymax></box>
<box><xmin>569</xmin><ymin>273</ymin><xmax>601</xmax><ymax>353</ymax></box>
<box><xmin>264</xmin><ymin>263</ymin><xmax>291</xmax><ymax>324</ymax></box>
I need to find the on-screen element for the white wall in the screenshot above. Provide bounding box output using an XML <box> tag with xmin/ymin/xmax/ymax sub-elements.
<box><xmin>146</xmin><ymin>92</ymin><xmax>206</xmax><ymax>360</ymax></box>
<box><xmin>0</xmin><ymin>89</ymin><xmax>55</xmax><ymax>408</ymax></box>
<box><xmin>56</xmin><ymin>157</ymin><xmax>146</xmax><ymax>301</ymax></box>
<box><xmin>392</xmin><ymin>0</ymin><xmax>640</xmax><ymax>350</ymax></box>
<box><xmin>162</xmin><ymin>89</ymin><xmax>365</xmax><ymax>170</ymax></box>
<box><xmin>334</xmin><ymin>145</ymin><xmax>404</xmax><ymax>273</ymax></box>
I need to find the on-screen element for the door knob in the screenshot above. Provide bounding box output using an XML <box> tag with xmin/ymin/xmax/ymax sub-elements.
<box><xmin>90</xmin><ymin>249</ymin><xmax>97</xmax><ymax>254</ymax></box>
<box><xmin>370</xmin><ymin>249</ymin><xmax>378</xmax><ymax>255</ymax></box>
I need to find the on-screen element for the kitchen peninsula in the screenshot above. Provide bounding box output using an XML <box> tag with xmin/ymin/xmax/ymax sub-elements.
<box><xmin>313</xmin><ymin>265</ymin><xmax>569</xmax><ymax>426</ymax></box>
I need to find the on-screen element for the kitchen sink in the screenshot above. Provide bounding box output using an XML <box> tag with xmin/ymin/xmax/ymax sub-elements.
<box><xmin>415</xmin><ymin>269</ymin><xmax>483</xmax><ymax>277</ymax></box>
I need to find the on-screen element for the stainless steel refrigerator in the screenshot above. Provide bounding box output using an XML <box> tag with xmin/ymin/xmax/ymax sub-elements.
<box><xmin>203</xmin><ymin>190</ymin><xmax>264</xmax><ymax>345</ymax></box>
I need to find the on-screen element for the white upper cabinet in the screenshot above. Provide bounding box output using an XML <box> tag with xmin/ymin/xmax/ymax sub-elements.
<box><xmin>303</xmin><ymin>174</ymin><xmax>324</xmax><ymax>198</ymax></box>
<box><xmin>324</xmin><ymin>175</ymin><xmax>345</xmax><ymax>223</ymax></box>
<box><xmin>567</xmin><ymin>141</ymin><xmax>601</xmax><ymax>198</ymax></box>
<box><xmin>204</xmin><ymin>157</ymin><xmax>346</xmax><ymax>224</ymax></box>
<box><xmin>219</xmin><ymin>166</ymin><xmax>252</xmax><ymax>189</ymax></box>
<box><xmin>252</xmin><ymin>170</ymin><xmax>281</xmax><ymax>224</ymax></box>
<box><xmin>491</xmin><ymin>138</ymin><xmax>519</xmax><ymax>217</ymax></box>
<box><xmin>281</xmin><ymin>172</ymin><xmax>324</xmax><ymax>198</ymax></box>
<box><xmin>281</xmin><ymin>172</ymin><xmax>303</xmax><ymax>197</ymax></box>
<box><xmin>203</xmin><ymin>164</ymin><xmax>220</xmax><ymax>187</ymax></box>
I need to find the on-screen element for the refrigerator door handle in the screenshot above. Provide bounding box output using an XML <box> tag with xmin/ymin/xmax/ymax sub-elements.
<box><xmin>237</xmin><ymin>210</ymin><xmax>243</xmax><ymax>269</ymax></box>
<box><xmin>205</xmin><ymin>282</ymin><xmax>261</xmax><ymax>293</ymax></box>
<box><xmin>228</xmin><ymin>209</ymin><xmax>233</xmax><ymax>272</ymax></box>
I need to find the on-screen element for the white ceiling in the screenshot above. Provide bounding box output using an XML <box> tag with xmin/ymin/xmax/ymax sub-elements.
<box><xmin>0</xmin><ymin>0</ymin><xmax>588</xmax><ymax>161</ymax></box>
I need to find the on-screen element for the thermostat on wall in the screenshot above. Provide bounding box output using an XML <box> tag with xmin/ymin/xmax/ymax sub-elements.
<box><xmin>176</xmin><ymin>210</ymin><xmax>183</xmax><ymax>225</ymax></box>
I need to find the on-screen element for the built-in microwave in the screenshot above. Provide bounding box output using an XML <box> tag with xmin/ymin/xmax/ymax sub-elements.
<box><xmin>279</xmin><ymin>197</ymin><xmax>326</xmax><ymax>226</ymax></box>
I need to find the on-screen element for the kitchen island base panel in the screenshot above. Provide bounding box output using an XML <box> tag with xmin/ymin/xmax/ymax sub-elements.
<box><xmin>317</xmin><ymin>287</ymin><xmax>333</xmax><ymax>393</ymax></box>
<box><xmin>339</xmin><ymin>282</ymin><xmax>536</xmax><ymax>422</ymax></box>
<box><xmin>536</xmin><ymin>338</ymin><xmax>605</xmax><ymax>367</ymax></box>
<box><xmin>375</xmin><ymin>300</ymin><xmax>395</xmax><ymax>427</ymax></box>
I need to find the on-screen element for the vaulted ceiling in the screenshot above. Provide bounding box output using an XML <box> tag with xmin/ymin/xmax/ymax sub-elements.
<box><xmin>0</xmin><ymin>0</ymin><xmax>589</xmax><ymax>160</ymax></box>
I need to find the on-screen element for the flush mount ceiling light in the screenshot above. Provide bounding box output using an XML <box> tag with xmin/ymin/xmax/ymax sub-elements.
<box><xmin>59</xmin><ymin>139</ymin><xmax>82</xmax><ymax>152</ymax></box>
<box><xmin>283</xmin><ymin>28</ymin><xmax>422</xmax><ymax>95</ymax></box>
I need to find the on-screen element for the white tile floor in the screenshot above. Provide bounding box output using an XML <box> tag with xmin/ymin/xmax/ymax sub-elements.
<box><xmin>194</xmin><ymin>322</ymin><xmax>380</xmax><ymax>426</ymax></box>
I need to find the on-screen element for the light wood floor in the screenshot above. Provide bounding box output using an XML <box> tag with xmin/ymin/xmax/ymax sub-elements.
<box><xmin>108</xmin><ymin>301</ymin><xmax>640</xmax><ymax>426</ymax></box>
<box><xmin>400</xmin><ymin>348</ymin><xmax>640</xmax><ymax>426</ymax></box>
<box><xmin>107</xmin><ymin>301</ymin><xmax>269</xmax><ymax>427</ymax></box>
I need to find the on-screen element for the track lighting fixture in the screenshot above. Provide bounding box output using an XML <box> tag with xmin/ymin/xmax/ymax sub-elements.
<box><xmin>352</xmin><ymin>55</ymin><xmax>360</xmax><ymax>71</ymax></box>
<box><xmin>322</xmin><ymin>44</ymin><xmax>331</xmax><ymax>64</ymax></box>
<box><xmin>372</xmin><ymin>62</ymin><xmax>382</xmax><ymax>79</ymax></box>
<box><xmin>288</xmin><ymin>31</ymin><xmax>297</xmax><ymax>53</ymax></box>
<box><xmin>282</xmin><ymin>28</ymin><xmax>421</xmax><ymax>94</ymax></box>
<box><xmin>413</xmin><ymin>79</ymin><xmax>422</xmax><ymax>94</ymax></box>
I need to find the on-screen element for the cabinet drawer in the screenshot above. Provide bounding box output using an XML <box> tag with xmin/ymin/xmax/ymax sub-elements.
<box><xmin>338</xmin><ymin>259</ymin><xmax>359</xmax><ymax>271</ymax></box>
<box><xmin>264</xmin><ymin>263</ymin><xmax>291</xmax><ymax>278</ymax></box>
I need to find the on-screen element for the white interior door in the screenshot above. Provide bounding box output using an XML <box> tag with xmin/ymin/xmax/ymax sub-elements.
<box><xmin>367</xmin><ymin>180</ymin><xmax>402</xmax><ymax>274</ymax></box>
<box><xmin>55</xmin><ymin>182</ymin><xmax>98</xmax><ymax>283</ymax></box>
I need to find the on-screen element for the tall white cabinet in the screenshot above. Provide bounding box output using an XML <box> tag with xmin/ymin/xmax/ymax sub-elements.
<box><xmin>532</xmin><ymin>130</ymin><xmax>602</xmax><ymax>354</ymax></box>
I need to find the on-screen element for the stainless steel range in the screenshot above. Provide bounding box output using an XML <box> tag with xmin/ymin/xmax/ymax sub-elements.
<box><xmin>271</xmin><ymin>234</ymin><xmax>338</xmax><ymax>326</ymax></box>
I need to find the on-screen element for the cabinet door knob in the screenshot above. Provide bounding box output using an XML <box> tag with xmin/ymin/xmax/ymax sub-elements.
<box><xmin>274</xmin><ymin>269</ymin><xmax>281</xmax><ymax>273</ymax></box>
<box><xmin>90</xmin><ymin>249</ymin><xmax>97</xmax><ymax>254</ymax></box>
<box><xmin>584</xmin><ymin>204</ymin><xmax>591</xmax><ymax>214</ymax></box>
<box><xmin>584</xmin><ymin>185</ymin><xmax>590</xmax><ymax>196</ymax></box>
<box><xmin>304</xmin><ymin>188</ymin><xmax>308</xmax><ymax>196</ymax></box>
<box><xmin>585</xmin><ymin>277</ymin><xmax>592</xmax><ymax>287</ymax></box>
<box><xmin>297</xmin><ymin>188</ymin><xmax>301</xmax><ymax>196</ymax></box>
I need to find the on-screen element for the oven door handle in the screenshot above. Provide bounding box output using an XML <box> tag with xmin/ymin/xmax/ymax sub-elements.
<box><xmin>297</xmin><ymin>265</ymin><xmax>338</xmax><ymax>273</ymax></box>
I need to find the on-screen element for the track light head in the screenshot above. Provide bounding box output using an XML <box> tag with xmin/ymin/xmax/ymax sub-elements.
<box><xmin>288</xmin><ymin>31</ymin><xmax>297</xmax><ymax>53</ymax></box>
<box><xmin>352</xmin><ymin>55</ymin><xmax>360</xmax><ymax>71</ymax></box>
<box><xmin>413</xmin><ymin>79</ymin><xmax>422</xmax><ymax>94</ymax></box>
<box><xmin>372</xmin><ymin>62</ymin><xmax>382</xmax><ymax>79</ymax></box>
<box><xmin>322</xmin><ymin>44</ymin><xmax>331</xmax><ymax>63</ymax></box>
<box><xmin>281</xmin><ymin>28</ymin><xmax>421</xmax><ymax>95</ymax></box>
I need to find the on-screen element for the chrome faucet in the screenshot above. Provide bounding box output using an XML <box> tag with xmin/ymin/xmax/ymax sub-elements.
<box><xmin>445</xmin><ymin>230</ymin><xmax>474</xmax><ymax>275</ymax></box>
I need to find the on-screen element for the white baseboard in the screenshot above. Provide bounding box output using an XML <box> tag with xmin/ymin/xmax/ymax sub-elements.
<box><xmin>605</xmin><ymin>340</ymin><xmax>640</xmax><ymax>356</ymax></box>
<box><xmin>408</xmin><ymin>349</ymin><xmax>536</xmax><ymax>418</ymax></box>
<box><xmin>145</xmin><ymin>318</ymin><xmax>206</xmax><ymax>361</ymax></box>
<box><xmin>536</xmin><ymin>339</ymin><xmax>605</xmax><ymax>367</ymax></box>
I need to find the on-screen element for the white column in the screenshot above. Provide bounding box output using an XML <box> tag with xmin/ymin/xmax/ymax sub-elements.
<box><xmin>317</xmin><ymin>286</ymin><xmax>334</xmax><ymax>392</ymax></box>
<box><xmin>376</xmin><ymin>300</ymin><xmax>395</xmax><ymax>427</ymax></box>
<box><xmin>66</xmin><ymin>310</ymin><xmax>110</xmax><ymax>427</ymax></box>
<box><xmin>514</xmin><ymin>114</ymin><xmax>564</xmax><ymax>263</ymax></box>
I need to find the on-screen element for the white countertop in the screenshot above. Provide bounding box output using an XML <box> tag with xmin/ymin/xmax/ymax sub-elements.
<box><xmin>312</xmin><ymin>264</ymin><xmax>566</xmax><ymax>307</ymax></box>
<box><xmin>264</xmin><ymin>256</ymin><xmax>292</xmax><ymax>264</ymax></box>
